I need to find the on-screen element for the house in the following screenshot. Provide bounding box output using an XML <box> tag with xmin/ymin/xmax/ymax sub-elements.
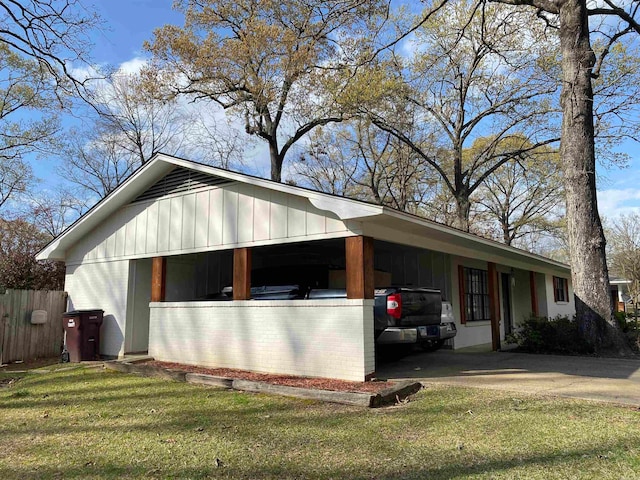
<box><xmin>37</xmin><ymin>154</ymin><xmax>576</xmax><ymax>381</ymax></box>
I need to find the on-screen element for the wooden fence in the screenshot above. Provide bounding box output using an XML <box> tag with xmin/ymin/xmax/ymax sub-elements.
<box><xmin>0</xmin><ymin>289</ymin><xmax>67</xmax><ymax>364</ymax></box>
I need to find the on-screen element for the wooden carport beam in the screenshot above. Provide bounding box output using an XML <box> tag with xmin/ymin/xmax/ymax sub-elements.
<box><xmin>151</xmin><ymin>257</ymin><xmax>167</xmax><ymax>302</ymax></box>
<box><xmin>530</xmin><ymin>271</ymin><xmax>539</xmax><ymax>316</ymax></box>
<box><xmin>488</xmin><ymin>262</ymin><xmax>501</xmax><ymax>351</ymax></box>
<box><xmin>233</xmin><ymin>247</ymin><xmax>252</xmax><ymax>300</ymax></box>
<box><xmin>345</xmin><ymin>236</ymin><xmax>374</xmax><ymax>299</ymax></box>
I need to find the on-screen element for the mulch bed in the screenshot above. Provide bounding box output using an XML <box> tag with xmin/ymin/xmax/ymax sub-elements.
<box><xmin>146</xmin><ymin>361</ymin><xmax>394</xmax><ymax>394</ymax></box>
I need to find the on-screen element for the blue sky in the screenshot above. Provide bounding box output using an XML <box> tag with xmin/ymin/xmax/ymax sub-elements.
<box><xmin>31</xmin><ymin>0</ymin><xmax>640</xmax><ymax>220</ymax></box>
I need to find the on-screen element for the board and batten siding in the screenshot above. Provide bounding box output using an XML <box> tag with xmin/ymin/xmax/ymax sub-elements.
<box><xmin>148</xmin><ymin>299</ymin><xmax>376</xmax><ymax>382</ymax></box>
<box><xmin>66</xmin><ymin>182</ymin><xmax>351</xmax><ymax>265</ymax></box>
<box><xmin>64</xmin><ymin>260</ymin><xmax>130</xmax><ymax>357</ymax></box>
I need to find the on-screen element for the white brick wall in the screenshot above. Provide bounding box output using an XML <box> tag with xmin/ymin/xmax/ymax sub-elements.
<box><xmin>148</xmin><ymin>299</ymin><xmax>375</xmax><ymax>382</ymax></box>
<box><xmin>65</xmin><ymin>260</ymin><xmax>131</xmax><ymax>357</ymax></box>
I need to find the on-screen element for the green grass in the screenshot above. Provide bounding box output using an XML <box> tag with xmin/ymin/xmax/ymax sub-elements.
<box><xmin>0</xmin><ymin>366</ymin><xmax>639</xmax><ymax>479</ymax></box>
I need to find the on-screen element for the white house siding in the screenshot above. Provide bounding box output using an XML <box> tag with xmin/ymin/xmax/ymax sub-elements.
<box><xmin>65</xmin><ymin>260</ymin><xmax>130</xmax><ymax>357</ymax></box>
<box><xmin>148</xmin><ymin>299</ymin><xmax>376</xmax><ymax>382</ymax></box>
<box><xmin>545</xmin><ymin>274</ymin><xmax>576</xmax><ymax>318</ymax></box>
<box><xmin>65</xmin><ymin>182</ymin><xmax>350</xmax><ymax>265</ymax></box>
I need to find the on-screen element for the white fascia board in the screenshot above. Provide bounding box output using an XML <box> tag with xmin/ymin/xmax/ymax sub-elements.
<box><xmin>379</xmin><ymin>207</ymin><xmax>571</xmax><ymax>273</ymax></box>
<box><xmin>36</xmin><ymin>157</ymin><xmax>175</xmax><ymax>261</ymax></box>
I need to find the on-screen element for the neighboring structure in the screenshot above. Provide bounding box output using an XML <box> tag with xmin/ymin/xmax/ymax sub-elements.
<box><xmin>610</xmin><ymin>277</ymin><xmax>634</xmax><ymax>313</ymax></box>
<box><xmin>37</xmin><ymin>154</ymin><xmax>576</xmax><ymax>381</ymax></box>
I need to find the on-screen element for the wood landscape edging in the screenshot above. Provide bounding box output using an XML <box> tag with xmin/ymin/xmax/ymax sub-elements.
<box><xmin>103</xmin><ymin>360</ymin><xmax>421</xmax><ymax>407</ymax></box>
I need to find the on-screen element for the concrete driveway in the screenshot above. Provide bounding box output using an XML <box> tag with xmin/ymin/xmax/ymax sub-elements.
<box><xmin>377</xmin><ymin>349</ymin><xmax>640</xmax><ymax>407</ymax></box>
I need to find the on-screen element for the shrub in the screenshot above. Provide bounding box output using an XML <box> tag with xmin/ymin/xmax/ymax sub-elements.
<box><xmin>510</xmin><ymin>315</ymin><xmax>594</xmax><ymax>355</ymax></box>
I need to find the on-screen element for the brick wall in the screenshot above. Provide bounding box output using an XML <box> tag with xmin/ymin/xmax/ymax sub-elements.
<box><xmin>148</xmin><ymin>299</ymin><xmax>375</xmax><ymax>382</ymax></box>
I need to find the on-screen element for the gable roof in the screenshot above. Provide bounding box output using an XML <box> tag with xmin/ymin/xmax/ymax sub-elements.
<box><xmin>36</xmin><ymin>153</ymin><xmax>570</xmax><ymax>273</ymax></box>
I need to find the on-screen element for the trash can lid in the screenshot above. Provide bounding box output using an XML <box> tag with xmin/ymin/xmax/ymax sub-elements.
<box><xmin>63</xmin><ymin>309</ymin><xmax>104</xmax><ymax>316</ymax></box>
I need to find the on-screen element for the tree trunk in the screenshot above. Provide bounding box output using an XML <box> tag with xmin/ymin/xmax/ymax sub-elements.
<box><xmin>269</xmin><ymin>141</ymin><xmax>283</xmax><ymax>182</ymax></box>
<box><xmin>454</xmin><ymin>194</ymin><xmax>471</xmax><ymax>232</ymax></box>
<box><xmin>559</xmin><ymin>0</ymin><xmax>629</xmax><ymax>354</ymax></box>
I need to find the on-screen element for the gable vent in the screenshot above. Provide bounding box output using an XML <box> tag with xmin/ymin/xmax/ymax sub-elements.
<box><xmin>133</xmin><ymin>167</ymin><xmax>233</xmax><ymax>203</ymax></box>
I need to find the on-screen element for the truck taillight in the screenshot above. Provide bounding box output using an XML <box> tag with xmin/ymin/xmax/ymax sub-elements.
<box><xmin>387</xmin><ymin>294</ymin><xmax>402</xmax><ymax>319</ymax></box>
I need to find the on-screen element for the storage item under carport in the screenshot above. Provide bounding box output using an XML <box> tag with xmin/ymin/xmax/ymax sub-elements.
<box><xmin>62</xmin><ymin>310</ymin><xmax>104</xmax><ymax>362</ymax></box>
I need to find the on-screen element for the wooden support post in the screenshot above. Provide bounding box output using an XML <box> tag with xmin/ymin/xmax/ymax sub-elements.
<box><xmin>151</xmin><ymin>257</ymin><xmax>167</xmax><ymax>302</ymax></box>
<box><xmin>233</xmin><ymin>248</ymin><xmax>252</xmax><ymax>300</ymax></box>
<box><xmin>345</xmin><ymin>236</ymin><xmax>374</xmax><ymax>299</ymax></box>
<box><xmin>530</xmin><ymin>271</ymin><xmax>539</xmax><ymax>316</ymax></box>
<box><xmin>488</xmin><ymin>262</ymin><xmax>501</xmax><ymax>351</ymax></box>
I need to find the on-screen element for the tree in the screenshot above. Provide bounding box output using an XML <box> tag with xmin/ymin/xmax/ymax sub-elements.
<box><xmin>0</xmin><ymin>0</ymin><xmax>98</xmax><ymax>210</ymax></box>
<box><xmin>292</xmin><ymin>120</ymin><xmax>434</xmax><ymax>212</ymax></box>
<box><xmin>357</xmin><ymin>0</ymin><xmax>560</xmax><ymax>231</ymax></box>
<box><xmin>0</xmin><ymin>43</ymin><xmax>60</xmax><ymax>210</ymax></box>
<box><xmin>608</xmin><ymin>213</ymin><xmax>640</xmax><ymax>314</ymax></box>
<box><xmin>144</xmin><ymin>0</ymin><xmax>391</xmax><ymax>182</ymax></box>
<box><xmin>0</xmin><ymin>0</ymin><xmax>98</xmax><ymax>97</ymax></box>
<box><xmin>473</xmin><ymin>137</ymin><xmax>564</xmax><ymax>246</ymax></box>
<box><xmin>486</xmin><ymin>0</ymin><xmax>640</xmax><ymax>352</ymax></box>
<box><xmin>60</xmin><ymin>71</ymin><xmax>221</xmax><ymax>202</ymax></box>
<box><xmin>0</xmin><ymin>217</ymin><xmax>64</xmax><ymax>291</ymax></box>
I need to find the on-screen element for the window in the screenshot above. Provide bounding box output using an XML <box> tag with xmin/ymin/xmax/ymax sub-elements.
<box><xmin>553</xmin><ymin>276</ymin><xmax>569</xmax><ymax>303</ymax></box>
<box><xmin>460</xmin><ymin>267</ymin><xmax>490</xmax><ymax>322</ymax></box>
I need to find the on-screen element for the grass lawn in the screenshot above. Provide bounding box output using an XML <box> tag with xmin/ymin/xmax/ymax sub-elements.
<box><xmin>1</xmin><ymin>365</ymin><xmax>638</xmax><ymax>479</ymax></box>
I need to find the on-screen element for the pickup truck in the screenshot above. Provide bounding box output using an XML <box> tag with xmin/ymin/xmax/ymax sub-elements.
<box><xmin>213</xmin><ymin>285</ymin><xmax>457</xmax><ymax>350</ymax></box>
<box><xmin>308</xmin><ymin>287</ymin><xmax>457</xmax><ymax>350</ymax></box>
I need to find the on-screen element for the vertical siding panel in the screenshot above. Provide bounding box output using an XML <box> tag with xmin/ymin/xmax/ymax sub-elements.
<box><xmin>306</xmin><ymin>204</ymin><xmax>326</xmax><ymax>235</ymax></box>
<box><xmin>222</xmin><ymin>188</ymin><xmax>239</xmax><ymax>245</ymax></box>
<box><xmin>208</xmin><ymin>188</ymin><xmax>223</xmax><ymax>246</ymax></box>
<box><xmin>124</xmin><ymin>212</ymin><xmax>137</xmax><ymax>256</ymax></box>
<box><xmin>94</xmin><ymin>223</ymin><xmax>108</xmax><ymax>259</ymax></box>
<box><xmin>146</xmin><ymin>202</ymin><xmax>159</xmax><ymax>254</ymax></box>
<box><xmin>287</xmin><ymin>196</ymin><xmax>306</xmax><ymax>237</ymax></box>
<box><xmin>105</xmin><ymin>228</ymin><xmax>117</xmax><ymax>258</ymax></box>
<box><xmin>181</xmin><ymin>193</ymin><xmax>196</xmax><ymax>250</ymax></box>
<box><xmin>195</xmin><ymin>191</ymin><xmax>209</xmax><ymax>248</ymax></box>
<box><xmin>114</xmin><ymin>216</ymin><xmax>126</xmax><ymax>258</ymax></box>
<box><xmin>169</xmin><ymin>196</ymin><xmax>183</xmax><ymax>251</ymax></box>
<box><xmin>325</xmin><ymin>213</ymin><xmax>345</xmax><ymax>233</ymax></box>
<box><xmin>270</xmin><ymin>192</ymin><xmax>288</xmax><ymax>239</ymax></box>
<box><xmin>157</xmin><ymin>198</ymin><xmax>171</xmax><ymax>252</ymax></box>
<box><xmin>237</xmin><ymin>186</ymin><xmax>254</xmax><ymax>243</ymax></box>
<box><xmin>135</xmin><ymin>208</ymin><xmax>148</xmax><ymax>254</ymax></box>
<box><xmin>253</xmin><ymin>191</ymin><xmax>270</xmax><ymax>241</ymax></box>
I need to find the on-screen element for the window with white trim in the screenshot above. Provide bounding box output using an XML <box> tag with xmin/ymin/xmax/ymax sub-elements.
<box><xmin>462</xmin><ymin>267</ymin><xmax>490</xmax><ymax>321</ymax></box>
<box><xmin>553</xmin><ymin>276</ymin><xmax>569</xmax><ymax>303</ymax></box>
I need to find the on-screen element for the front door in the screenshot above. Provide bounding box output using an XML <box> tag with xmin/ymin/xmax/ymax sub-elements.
<box><xmin>501</xmin><ymin>273</ymin><xmax>513</xmax><ymax>336</ymax></box>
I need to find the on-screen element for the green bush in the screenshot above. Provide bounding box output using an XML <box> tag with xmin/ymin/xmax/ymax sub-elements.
<box><xmin>510</xmin><ymin>315</ymin><xmax>594</xmax><ymax>355</ymax></box>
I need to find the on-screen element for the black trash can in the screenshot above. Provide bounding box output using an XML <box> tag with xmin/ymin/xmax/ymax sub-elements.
<box><xmin>62</xmin><ymin>310</ymin><xmax>104</xmax><ymax>362</ymax></box>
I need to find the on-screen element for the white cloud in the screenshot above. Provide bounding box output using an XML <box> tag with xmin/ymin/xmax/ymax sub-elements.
<box><xmin>117</xmin><ymin>57</ymin><xmax>148</xmax><ymax>75</ymax></box>
<box><xmin>597</xmin><ymin>188</ymin><xmax>640</xmax><ymax>219</ymax></box>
